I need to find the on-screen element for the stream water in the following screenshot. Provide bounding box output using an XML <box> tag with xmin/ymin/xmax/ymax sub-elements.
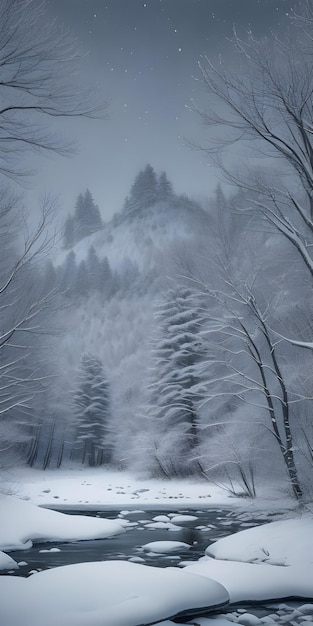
<box><xmin>7</xmin><ymin>507</ymin><xmax>268</xmax><ymax>575</ymax></box>
<box><xmin>5</xmin><ymin>507</ymin><xmax>313</xmax><ymax>625</ymax></box>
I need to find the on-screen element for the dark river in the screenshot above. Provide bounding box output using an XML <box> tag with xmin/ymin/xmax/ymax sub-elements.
<box><xmin>5</xmin><ymin>507</ymin><xmax>312</xmax><ymax>625</ymax></box>
<box><xmin>7</xmin><ymin>507</ymin><xmax>269</xmax><ymax>575</ymax></box>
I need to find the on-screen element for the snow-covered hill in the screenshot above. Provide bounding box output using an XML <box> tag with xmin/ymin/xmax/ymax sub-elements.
<box><xmin>48</xmin><ymin>186</ymin><xmax>212</xmax><ymax>469</ymax></box>
<box><xmin>55</xmin><ymin>195</ymin><xmax>211</xmax><ymax>275</ymax></box>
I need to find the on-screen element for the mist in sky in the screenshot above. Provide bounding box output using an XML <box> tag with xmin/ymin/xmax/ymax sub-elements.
<box><xmin>31</xmin><ymin>0</ymin><xmax>295</xmax><ymax>221</ymax></box>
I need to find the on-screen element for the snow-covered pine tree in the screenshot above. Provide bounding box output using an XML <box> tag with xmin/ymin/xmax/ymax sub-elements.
<box><xmin>71</xmin><ymin>189</ymin><xmax>103</xmax><ymax>243</ymax></box>
<box><xmin>86</xmin><ymin>245</ymin><xmax>100</xmax><ymax>291</ymax></box>
<box><xmin>74</xmin><ymin>260</ymin><xmax>90</xmax><ymax>297</ymax></box>
<box><xmin>146</xmin><ymin>287</ymin><xmax>206</xmax><ymax>478</ymax></box>
<box><xmin>63</xmin><ymin>213</ymin><xmax>75</xmax><ymax>248</ymax></box>
<box><xmin>125</xmin><ymin>164</ymin><xmax>158</xmax><ymax>213</ymax></box>
<box><xmin>60</xmin><ymin>250</ymin><xmax>77</xmax><ymax>295</ymax></box>
<box><xmin>73</xmin><ymin>353</ymin><xmax>111</xmax><ymax>466</ymax></box>
<box><xmin>42</xmin><ymin>260</ymin><xmax>57</xmax><ymax>292</ymax></box>
<box><xmin>157</xmin><ymin>171</ymin><xmax>174</xmax><ymax>201</ymax></box>
<box><xmin>99</xmin><ymin>256</ymin><xmax>115</xmax><ymax>297</ymax></box>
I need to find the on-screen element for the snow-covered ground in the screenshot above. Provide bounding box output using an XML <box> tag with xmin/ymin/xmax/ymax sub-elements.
<box><xmin>0</xmin><ymin>467</ymin><xmax>312</xmax><ymax>626</ymax></box>
<box><xmin>1</xmin><ymin>466</ymin><xmax>300</xmax><ymax>512</ymax></box>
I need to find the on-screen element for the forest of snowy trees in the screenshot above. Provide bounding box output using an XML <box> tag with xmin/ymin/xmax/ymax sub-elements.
<box><xmin>1</xmin><ymin>0</ymin><xmax>313</xmax><ymax>502</ymax></box>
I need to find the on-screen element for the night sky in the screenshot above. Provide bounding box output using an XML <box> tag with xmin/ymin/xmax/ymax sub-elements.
<box><xmin>36</xmin><ymin>0</ymin><xmax>295</xmax><ymax>221</ymax></box>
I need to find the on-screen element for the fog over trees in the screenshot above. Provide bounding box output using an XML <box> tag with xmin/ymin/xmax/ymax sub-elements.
<box><xmin>1</xmin><ymin>0</ymin><xmax>313</xmax><ymax>502</ymax></box>
<box><xmin>0</xmin><ymin>0</ymin><xmax>105</xmax><ymax>470</ymax></box>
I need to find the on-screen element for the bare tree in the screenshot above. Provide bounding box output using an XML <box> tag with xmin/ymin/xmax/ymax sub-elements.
<box><xmin>184</xmin><ymin>0</ymin><xmax>313</xmax><ymax>498</ymax></box>
<box><xmin>183</xmin><ymin>273</ymin><xmax>303</xmax><ymax>498</ymax></box>
<box><xmin>0</xmin><ymin>0</ymin><xmax>107</xmax><ymax>467</ymax></box>
<box><xmin>0</xmin><ymin>193</ymin><xmax>63</xmax><ymax>463</ymax></box>
<box><xmin>0</xmin><ymin>0</ymin><xmax>106</xmax><ymax>181</ymax></box>
<box><xmin>172</xmin><ymin>191</ymin><xmax>309</xmax><ymax>498</ymax></box>
<box><xmin>194</xmin><ymin>1</ymin><xmax>313</xmax><ymax>279</ymax></box>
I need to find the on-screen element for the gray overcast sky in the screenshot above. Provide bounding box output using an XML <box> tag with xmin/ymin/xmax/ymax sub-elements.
<box><xmin>31</xmin><ymin>0</ymin><xmax>295</xmax><ymax>221</ymax></box>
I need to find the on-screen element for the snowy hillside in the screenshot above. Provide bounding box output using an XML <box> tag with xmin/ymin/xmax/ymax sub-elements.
<box><xmin>56</xmin><ymin>194</ymin><xmax>210</xmax><ymax>275</ymax></box>
<box><xmin>39</xmin><ymin>170</ymin><xmax>215</xmax><ymax>471</ymax></box>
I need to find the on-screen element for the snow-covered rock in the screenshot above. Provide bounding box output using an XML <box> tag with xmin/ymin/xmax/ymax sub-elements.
<box><xmin>142</xmin><ymin>541</ymin><xmax>191</xmax><ymax>554</ymax></box>
<box><xmin>183</xmin><ymin>516</ymin><xmax>313</xmax><ymax>603</ymax></box>
<box><xmin>0</xmin><ymin>495</ymin><xmax>124</xmax><ymax>552</ymax></box>
<box><xmin>152</xmin><ymin>515</ymin><xmax>170</xmax><ymax>522</ymax></box>
<box><xmin>184</xmin><ymin>556</ymin><xmax>313</xmax><ymax>603</ymax></box>
<box><xmin>206</xmin><ymin>517</ymin><xmax>313</xmax><ymax>566</ymax></box>
<box><xmin>144</xmin><ymin>521</ymin><xmax>182</xmax><ymax>531</ymax></box>
<box><xmin>0</xmin><ymin>560</ymin><xmax>229</xmax><ymax>626</ymax></box>
<box><xmin>170</xmin><ymin>514</ymin><xmax>198</xmax><ymax>524</ymax></box>
<box><xmin>0</xmin><ymin>551</ymin><xmax>18</xmax><ymax>571</ymax></box>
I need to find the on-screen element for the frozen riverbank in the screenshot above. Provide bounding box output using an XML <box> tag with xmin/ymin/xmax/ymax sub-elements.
<box><xmin>1</xmin><ymin>466</ymin><xmax>302</xmax><ymax>513</ymax></box>
<box><xmin>1</xmin><ymin>467</ymin><xmax>312</xmax><ymax>626</ymax></box>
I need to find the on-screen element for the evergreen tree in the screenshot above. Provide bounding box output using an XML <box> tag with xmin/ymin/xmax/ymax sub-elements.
<box><xmin>74</xmin><ymin>192</ymin><xmax>84</xmax><ymax>232</ymax></box>
<box><xmin>60</xmin><ymin>250</ymin><xmax>77</xmax><ymax>295</ymax></box>
<box><xmin>126</xmin><ymin>164</ymin><xmax>158</xmax><ymax>212</ymax></box>
<box><xmin>158</xmin><ymin>171</ymin><xmax>174</xmax><ymax>201</ymax></box>
<box><xmin>70</xmin><ymin>189</ymin><xmax>103</xmax><ymax>243</ymax></box>
<box><xmin>86</xmin><ymin>245</ymin><xmax>100</xmax><ymax>291</ymax></box>
<box><xmin>99</xmin><ymin>256</ymin><xmax>115</xmax><ymax>297</ymax></box>
<box><xmin>63</xmin><ymin>213</ymin><xmax>75</xmax><ymax>248</ymax></box>
<box><xmin>74</xmin><ymin>189</ymin><xmax>103</xmax><ymax>241</ymax></box>
<box><xmin>74</xmin><ymin>260</ymin><xmax>90</xmax><ymax>297</ymax></box>
<box><xmin>146</xmin><ymin>287</ymin><xmax>206</xmax><ymax>477</ymax></box>
<box><xmin>42</xmin><ymin>259</ymin><xmax>57</xmax><ymax>292</ymax></box>
<box><xmin>73</xmin><ymin>353</ymin><xmax>111</xmax><ymax>466</ymax></box>
<box><xmin>118</xmin><ymin>257</ymin><xmax>140</xmax><ymax>292</ymax></box>
<box><xmin>83</xmin><ymin>189</ymin><xmax>103</xmax><ymax>232</ymax></box>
